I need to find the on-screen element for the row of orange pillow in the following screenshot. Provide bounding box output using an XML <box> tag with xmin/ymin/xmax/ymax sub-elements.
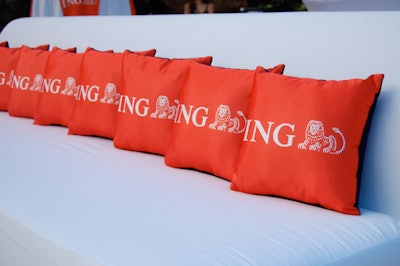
<box><xmin>0</xmin><ymin>41</ymin><xmax>383</xmax><ymax>215</ymax></box>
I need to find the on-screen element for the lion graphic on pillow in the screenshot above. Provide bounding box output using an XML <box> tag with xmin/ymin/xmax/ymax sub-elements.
<box><xmin>150</xmin><ymin>95</ymin><xmax>178</xmax><ymax>120</ymax></box>
<box><xmin>209</xmin><ymin>104</ymin><xmax>246</xmax><ymax>133</ymax></box>
<box><xmin>29</xmin><ymin>74</ymin><xmax>43</xmax><ymax>91</ymax></box>
<box><xmin>100</xmin><ymin>83</ymin><xmax>120</xmax><ymax>105</ymax></box>
<box><xmin>61</xmin><ymin>77</ymin><xmax>77</xmax><ymax>96</ymax></box>
<box><xmin>297</xmin><ymin>120</ymin><xmax>346</xmax><ymax>155</ymax></box>
<box><xmin>6</xmin><ymin>70</ymin><xmax>14</xmax><ymax>86</ymax></box>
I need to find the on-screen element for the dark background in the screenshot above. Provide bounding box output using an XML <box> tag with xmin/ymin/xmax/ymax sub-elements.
<box><xmin>0</xmin><ymin>0</ymin><xmax>30</xmax><ymax>32</ymax></box>
<box><xmin>0</xmin><ymin>0</ymin><xmax>306</xmax><ymax>32</ymax></box>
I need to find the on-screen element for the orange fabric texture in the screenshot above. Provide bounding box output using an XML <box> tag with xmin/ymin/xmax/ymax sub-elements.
<box><xmin>68</xmin><ymin>49</ymin><xmax>155</xmax><ymax>139</ymax></box>
<box><xmin>263</xmin><ymin>64</ymin><xmax>285</xmax><ymax>74</ymax></box>
<box><xmin>164</xmin><ymin>63</ymin><xmax>285</xmax><ymax>180</ymax></box>
<box><xmin>114</xmin><ymin>53</ymin><xmax>212</xmax><ymax>155</ymax></box>
<box><xmin>0</xmin><ymin>46</ymin><xmax>20</xmax><ymax>111</ymax></box>
<box><xmin>34</xmin><ymin>47</ymin><xmax>83</xmax><ymax>126</ymax></box>
<box><xmin>130</xmin><ymin>49</ymin><xmax>156</xmax><ymax>57</ymax></box>
<box><xmin>7</xmin><ymin>45</ymin><xmax>50</xmax><ymax>118</ymax></box>
<box><xmin>231</xmin><ymin>73</ymin><xmax>384</xmax><ymax>215</ymax></box>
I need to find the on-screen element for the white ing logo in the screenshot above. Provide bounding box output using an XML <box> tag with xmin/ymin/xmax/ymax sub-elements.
<box><xmin>4</xmin><ymin>72</ymin><xmax>120</xmax><ymax>105</ymax></box>
<box><xmin>100</xmin><ymin>83</ymin><xmax>120</xmax><ymax>105</ymax></box>
<box><xmin>119</xmin><ymin>96</ymin><xmax>345</xmax><ymax>155</ymax></box>
<box><xmin>6</xmin><ymin>70</ymin><xmax>14</xmax><ymax>87</ymax></box>
<box><xmin>61</xmin><ymin>77</ymin><xmax>77</xmax><ymax>96</ymax></box>
<box><xmin>209</xmin><ymin>104</ymin><xmax>246</xmax><ymax>133</ymax></box>
<box><xmin>150</xmin><ymin>95</ymin><xmax>179</xmax><ymax>120</ymax></box>
<box><xmin>244</xmin><ymin>120</ymin><xmax>296</xmax><ymax>148</ymax></box>
<box><xmin>6</xmin><ymin>71</ymin><xmax>76</xmax><ymax>96</ymax></box>
<box><xmin>75</xmin><ymin>82</ymin><xmax>120</xmax><ymax>104</ymax></box>
<box><xmin>141</xmin><ymin>97</ymin><xmax>245</xmax><ymax>134</ymax></box>
<box><xmin>6</xmin><ymin>70</ymin><xmax>14</xmax><ymax>86</ymax></box>
<box><xmin>297</xmin><ymin>120</ymin><xmax>346</xmax><ymax>154</ymax></box>
<box><xmin>0</xmin><ymin>71</ymin><xmax>6</xmax><ymax>85</ymax></box>
<box><xmin>244</xmin><ymin>119</ymin><xmax>346</xmax><ymax>154</ymax></box>
<box><xmin>29</xmin><ymin>74</ymin><xmax>43</xmax><ymax>91</ymax></box>
<box><xmin>8</xmin><ymin>72</ymin><xmax>33</xmax><ymax>91</ymax></box>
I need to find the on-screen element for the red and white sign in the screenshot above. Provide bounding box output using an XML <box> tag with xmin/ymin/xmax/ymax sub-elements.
<box><xmin>30</xmin><ymin>0</ymin><xmax>136</xmax><ymax>16</ymax></box>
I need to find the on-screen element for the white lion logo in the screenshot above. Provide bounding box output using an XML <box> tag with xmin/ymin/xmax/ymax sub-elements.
<box><xmin>100</xmin><ymin>83</ymin><xmax>120</xmax><ymax>105</ymax></box>
<box><xmin>297</xmin><ymin>120</ymin><xmax>346</xmax><ymax>154</ymax></box>
<box><xmin>150</xmin><ymin>95</ymin><xmax>179</xmax><ymax>120</ymax></box>
<box><xmin>6</xmin><ymin>70</ymin><xmax>14</xmax><ymax>86</ymax></box>
<box><xmin>61</xmin><ymin>77</ymin><xmax>77</xmax><ymax>96</ymax></box>
<box><xmin>29</xmin><ymin>74</ymin><xmax>43</xmax><ymax>91</ymax></box>
<box><xmin>209</xmin><ymin>104</ymin><xmax>246</xmax><ymax>133</ymax></box>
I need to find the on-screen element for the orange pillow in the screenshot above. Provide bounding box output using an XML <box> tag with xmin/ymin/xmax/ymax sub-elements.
<box><xmin>34</xmin><ymin>47</ymin><xmax>84</xmax><ymax>126</ymax></box>
<box><xmin>231</xmin><ymin>73</ymin><xmax>384</xmax><ymax>215</ymax></box>
<box><xmin>68</xmin><ymin>49</ymin><xmax>155</xmax><ymax>139</ymax></box>
<box><xmin>164</xmin><ymin>62</ymin><xmax>285</xmax><ymax>180</ymax></box>
<box><xmin>7</xmin><ymin>44</ymin><xmax>50</xmax><ymax>118</ymax></box>
<box><xmin>0</xmin><ymin>41</ymin><xmax>8</xmax><ymax>47</ymax></box>
<box><xmin>0</xmin><ymin>45</ymin><xmax>20</xmax><ymax>111</ymax></box>
<box><xmin>114</xmin><ymin>53</ymin><xmax>212</xmax><ymax>155</ymax></box>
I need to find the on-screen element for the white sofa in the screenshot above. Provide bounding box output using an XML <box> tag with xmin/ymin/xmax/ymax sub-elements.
<box><xmin>1</xmin><ymin>11</ymin><xmax>400</xmax><ymax>266</ymax></box>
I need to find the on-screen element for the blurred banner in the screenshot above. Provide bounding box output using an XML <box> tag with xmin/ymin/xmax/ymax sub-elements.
<box><xmin>59</xmin><ymin>0</ymin><xmax>99</xmax><ymax>15</ymax></box>
<box><xmin>30</xmin><ymin>0</ymin><xmax>136</xmax><ymax>16</ymax></box>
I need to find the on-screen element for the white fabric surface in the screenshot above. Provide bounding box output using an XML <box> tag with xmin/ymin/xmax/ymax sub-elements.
<box><xmin>1</xmin><ymin>112</ymin><xmax>400</xmax><ymax>266</ymax></box>
<box><xmin>0</xmin><ymin>212</ymin><xmax>100</xmax><ymax>266</ymax></box>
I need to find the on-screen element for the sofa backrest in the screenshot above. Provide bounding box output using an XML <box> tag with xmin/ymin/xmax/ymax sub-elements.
<box><xmin>1</xmin><ymin>11</ymin><xmax>399</xmax><ymax>219</ymax></box>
